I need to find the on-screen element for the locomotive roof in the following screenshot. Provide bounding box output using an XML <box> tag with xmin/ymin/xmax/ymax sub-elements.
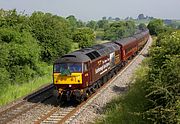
<box><xmin>92</xmin><ymin>42</ymin><xmax>120</xmax><ymax>56</ymax></box>
<box><xmin>54</xmin><ymin>42</ymin><xmax>120</xmax><ymax>63</ymax></box>
<box><xmin>54</xmin><ymin>51</ymin><xmax>91</xmax><ymax>63</ymax></box>
<box><xmin>133</xmin><ymin>33</ymin><xmax>144</xmax><ymax>39</ymax></box>
<box><xmin>115</xmin><ymin>37</ymin><xmax>137</xmax><ymax>46</ymax></box>
<box><xmin>133</xmin><ymin>30</ymin><xmax>149</xmax><ymax>39</ymax></box>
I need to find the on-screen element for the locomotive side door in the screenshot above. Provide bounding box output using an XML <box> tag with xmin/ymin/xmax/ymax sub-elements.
<box><xmin>83</xmin><ymin>62</ymin><xmax>91</xmax><ymax>87</ymax></box>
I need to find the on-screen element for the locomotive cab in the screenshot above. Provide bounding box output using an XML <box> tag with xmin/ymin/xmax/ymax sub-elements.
<box><xmin>53</xmin><ymin>61</ymin><xmax>91</xmax><ymax>101</ymax></box>
<box><xmin>53</xmin><ymin>63</ymin><xmax>83</xmax><ymax>85</ymax></box>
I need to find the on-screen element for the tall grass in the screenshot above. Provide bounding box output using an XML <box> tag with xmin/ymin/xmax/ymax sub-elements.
<box><xmin>96</xmin><ymin>61</ymin><xmax>151</xmax><ymax>124</ymax></box>
<box><xmin>0</xmin><ymin>66</ymin><xmax>52</xmax><ymax>106</ymax></box>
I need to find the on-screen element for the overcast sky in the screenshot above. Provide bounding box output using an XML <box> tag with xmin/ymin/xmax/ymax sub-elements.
<box><xmin>0</xmin><ymin>0</ymin><xmax>179</xmax><ymax>21</ymax></box>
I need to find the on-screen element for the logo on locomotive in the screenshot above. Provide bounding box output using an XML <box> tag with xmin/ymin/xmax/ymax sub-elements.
<box><xmin>95</xmin><ymin>52</ymin><xmax>115</xmax><ymax>75</ymax></box>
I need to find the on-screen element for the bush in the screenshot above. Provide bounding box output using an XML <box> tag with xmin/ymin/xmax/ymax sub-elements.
<box><xmin>145</xmin><ymin>31</ymin><xmax>180</xmax><ymax>123</ymax></box>
<box><xmin>0</xmin><ymin>28</ymin><xmax>41</xmax><ymax>84</ymax></box>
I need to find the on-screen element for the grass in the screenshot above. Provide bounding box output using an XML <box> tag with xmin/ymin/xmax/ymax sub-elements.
<box><xmin>96</xmin><ymin>61</ymin><xmax>152</xmax><ymax>124</ymax></box>
<box><xmin>0</xmin><ymin>66</ymin><xmax>52</xmax><ymax>106</ymax></box>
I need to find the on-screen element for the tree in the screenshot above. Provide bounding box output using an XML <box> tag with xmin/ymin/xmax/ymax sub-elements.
<box><xmin>0</xmin><ymin>27</ymin><xmax>41</xmax><ymax>84</ymax></box>
<box><xmin>115</xmin><ymin>17</ymin><xmax>120</xmax><ymax>21</ymax></box>
<box><xmin>77</xmin><ymin>20</ymin><xmax>85</xmax><ymax>28</ymax></box>
<box><xmin>108</xmin><ymin>17</ymin><xmax>113</xmax><ymax>21</ymax></box>
<box><xmin>138</xmin><ymin>23</ymin><xmax>147</xmax><ymax>30</ymax></box>
<box><xmin>147</xmin><ymin>19</ymin><xmax>165</xmax><ymax>35</ymax></box>
<box><xmin>86</xmin><ymin>20</ymin><xmax>97</xmax><ymax>30</ymax></box>
<box><xmin>73</xmin><ymin>28</ymin><xmax>95</xmax><ymax>48</ymax></box>
<box><xmin>125</xmin><ymin>21</ymin><xmax>136</xmax><ymax>35</ymax></box>
<box><xmin>103</xmin><ymin>21</ymin><xmax>136</xmax><ymax>40</ymax></box>
<box><xmin>96</xmin><ymin>19</ymin><xmax>109</xmax><ymax>30</ymax></box>
<box><xmin>102</xmin><ymin>16</ymin><xmax>107</xmax><ymax>20</ymax></box>
<box><xmin>0</xmin><ymin>9</ymin><xmax>30</xmax><ymax>31</ymax></box>
<box><xmin>66</xmin><ymin>15</ymin><xmax>77</xmax><ymax>31</ymax></box>
<box><xmin>29</xmin><ymin>12</ymin><xmax>72</xmax><ymax>63</ymax></box>
<box><xmin>138</xmin><ymin>14</ymin><xmax>145</xmax><ymax>20</ymax></box>
<box><xmin>178</xmin><ymin>25</ymin><xmax>180</xmax><ymax>30</ymax></box>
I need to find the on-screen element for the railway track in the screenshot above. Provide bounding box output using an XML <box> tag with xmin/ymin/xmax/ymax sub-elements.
<box><xmin>32</xmin><ymin>37</ymin><xmax>152</xmax><ymax>124</ymax></box>
<box><xmin>0</xmin><ymin>84</ymin><xmax>54</xmax><ymax>124</ymax></box>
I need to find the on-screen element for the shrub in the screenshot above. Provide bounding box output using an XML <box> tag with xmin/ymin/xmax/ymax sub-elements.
<box><xmin>145</xmin><ymin>31</ymin><xmax>180</xmax><ymax>123</ymax></box>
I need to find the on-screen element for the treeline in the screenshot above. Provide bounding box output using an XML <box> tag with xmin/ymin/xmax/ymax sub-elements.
<box><xmin>86</xmin><ymin>19</ymin><xmax>137</xmax><ymax>41</ymax></box>
<box><xmin>0</xmin><ymin>9</ymin><xmax>139</xmax><ymax>94</ymax></box>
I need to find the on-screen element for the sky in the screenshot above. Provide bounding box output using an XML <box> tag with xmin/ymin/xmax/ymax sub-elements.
<box><xmin>0</xmin><ymin>0</ymin><xmax>180</xmax><ymax>21</ymax></box>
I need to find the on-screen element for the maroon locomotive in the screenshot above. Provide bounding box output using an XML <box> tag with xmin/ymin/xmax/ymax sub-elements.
<box><xmin>53</xmin><ymin>29</ymin><xmax>149</xmax><ymax>102</ymax></box>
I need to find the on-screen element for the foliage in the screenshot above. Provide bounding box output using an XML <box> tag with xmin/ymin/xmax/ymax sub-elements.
<box><xmin>96</xmin><ymin>19</ymin><xmax>109</xmax><ymax>30</ymax></box>
<box><xmin>86</xmin><ymin>20</ymin><xmax>97</xmax><ymax>30</ymax></box>
<box><xmin>29</xmin><ymin>12</ymin><xmax>72</xmax><ymax>63</ymax></box>
<box><xmin>0</xmin><ymin>27</ymin><xmax>41</xmax><ymax>84</ymax></box>
<box><xmin>66</xmin><ymin>15</ymin><xmax>78</xmax><ymax>31</ymax></box>
<box><xmin>103</xmin><ymin>21</ymin><xmax>136</xmax><ymax>41</ymax></box>
<box><xmin>178</xmin><ymin>25</ymin><xmax>180</xmax><ymax>30</ymax></box>
<box><xmin>95</xmin><ymin>30</ymin><xmax>105</xmax><ymax>40</ymax></box>
<box><xmin>77</xmin><ymin>20</ymin><xmax>86</xmax><ymax>28</ymax></box>
<box><xmin>144</xmin><ymin>31</ymin><xmax>180</xmax><ymax>123</ymax></box>
<box><xmin>138</xmin><ymin>23</ymin><xmax>147</xmax><ymax>30</ymax></box>
<box><xmin>0</xmin><ymin>9</ymin><xmax>30</xmax><ymax>31</ymax></box>
<box><xmin>73</xmin><ymin>27</ymin><xmax>95</xmax><ymax>48</ymax></box>
<box><xmin>147</xmin><ymin>19</ymin><xmax>166</xmax><ymax>35</ymax></box>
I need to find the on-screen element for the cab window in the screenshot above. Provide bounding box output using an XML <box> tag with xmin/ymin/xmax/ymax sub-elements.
<box><xmin>54</xmin><ymin>63</ymin><xmax>82</xmax><ymax>73</ymax></box>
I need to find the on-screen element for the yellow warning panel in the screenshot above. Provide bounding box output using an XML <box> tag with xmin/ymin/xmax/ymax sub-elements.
<box><xmin>53</xmin><ymin>73</ymin><xmax>82</xmax><ymax>84</ymax></box>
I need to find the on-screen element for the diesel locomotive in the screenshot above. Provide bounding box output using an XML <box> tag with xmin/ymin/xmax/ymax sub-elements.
<box><xmin>53</xmin><ymin>29</ymin><xmax>149</xmax><ymax>102</ymax></box>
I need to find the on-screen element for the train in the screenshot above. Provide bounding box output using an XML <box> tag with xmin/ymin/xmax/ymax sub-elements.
<box><xmin>53</xmin><ymin>29</ymin><xmax>150</xmax><ymax>102</ymax></box>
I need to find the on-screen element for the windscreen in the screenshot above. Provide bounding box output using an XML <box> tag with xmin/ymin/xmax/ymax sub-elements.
<box><xmin>54</xmin><ymin>63</ymin><xmax>82</xmax><ymax>73</ymax></box>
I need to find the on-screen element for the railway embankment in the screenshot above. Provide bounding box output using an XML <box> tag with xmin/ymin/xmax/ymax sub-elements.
<box><xmin>96</xmin><ymin>31</ymin><xmax>180</xmax><ymax>124</ymax></box>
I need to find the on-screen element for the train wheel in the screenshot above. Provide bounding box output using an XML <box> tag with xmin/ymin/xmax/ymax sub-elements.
<box><xmin>97</xmin><ymin>83</ymin><xmax>101</xmax><ymax>88</ymax></box>
<box><xmin>82</xmin><ymin>92</ymin><xmax>88</xmax><ymax>101</ymax></box>
<box><xmin>91</xmin><ymin>87</ymin><xmax>96</xmax><ymax>93</ymax></box>
<box><xmin>87</xmin><ymin>88</ymin><xmax>93</xmax><ymax>96</ymax></box>
<box><xmin>102</xmin><ymin>75</ymin><xmax>107</xmax><ymax>84</ymax></box>
<box><xmin>107</xmin><ymin>73</ymin><xmax>111</xmax><ymax>80</ymax></box>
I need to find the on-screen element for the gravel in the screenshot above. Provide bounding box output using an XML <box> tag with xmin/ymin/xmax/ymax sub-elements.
<box><xmin>7</xmin><ymin>96</ymin><xmax>58</xmax><ymax>124</ymax></box>
<box><xmin>68</xmin><ymin>37</ymin><xmax>152</xmax><ymax>124</ymax></box>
